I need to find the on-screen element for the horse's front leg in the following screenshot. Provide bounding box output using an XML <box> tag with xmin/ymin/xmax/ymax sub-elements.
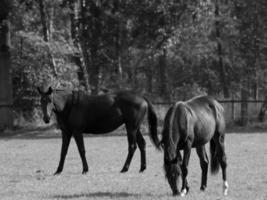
<box><xmin>120</xmin><ymin>125</ymin><xmax>137</xmax><ymax>173</ymax></box>
<box><xmin>54</xmin><ymin>132</ymin><xmax>71</xmax><ymax>175</ymax></box>
<box><xmin>73</xmin><ymin>133</ymin><xmax>89</xmax><ymax>174</ymax></box>
<box><xmin>181</xmin><ymin>143</ymin><xmax>192</xmax><ymax>196</ymax></box>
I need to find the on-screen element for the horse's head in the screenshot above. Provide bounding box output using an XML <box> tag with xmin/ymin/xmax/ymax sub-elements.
<box><xmin>163</xmin><ymin>142</ymin><xmax>182</xmax><ymax>196</ymax></box>
<box><xmin>37</xmin><ymin>86</ymin><xmax>54</xmax><ymax>124</ymax></box>
<box><xmin>161</xmin><ymin>105</ymin><xmax>183</xmax><ymax>196</ymax></box>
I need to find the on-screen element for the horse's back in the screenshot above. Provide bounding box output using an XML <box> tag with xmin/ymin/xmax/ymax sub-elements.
<box><xmin>115</xmin><ymin>91</ymin><xmax>147</xmax><ymax>108</ymax></box>
<box><xmin>66</xmin><ymin>92</ymin><xmax>122</xmax><ymax>133</ymax></box>
<box><xmin>66</xmin><ymin>90</ymin><xmax>147</xmax><ymax>133</ymax></box>
<box><xmin>187</xmin><ymin>95</ymin><xmax>224</xmax><ymax>121</ymax></box>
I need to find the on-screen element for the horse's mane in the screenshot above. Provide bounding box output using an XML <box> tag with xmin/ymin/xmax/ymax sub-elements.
<box><xmin>169</xmin><ymin>101</ymin><xmax>194</xmax><ymax>141</ymax></box>
<box><xmin>168</xmin><ymin>102</ymin><xmax>184</xmax><ymax>141</ymax></box>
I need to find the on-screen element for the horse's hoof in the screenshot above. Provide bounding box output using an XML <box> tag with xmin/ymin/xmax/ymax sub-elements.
<box><xmin>172</xmin><ymin>191</ymin><xmax>180</xmax><ymax>196</ymax></box>
<box><xmin>53</xmin><ymin>171</ymin><xmax>62</xmax><ymax>176</ymax></box>
<box><xmin>82</xmin><ymin>170</ymin><xmax>88</xmax><ymax>174</ymax></box>
<box><xmin>180</xmin><ymin>188</ymin><xmax>188</xmax><ymax>197</ymax></box>
<box><xmin>120</xmin><ymin>168</ymin><xmax>128</xmax><ymax>173</ymax></box>
<box><xmin>139</xmin><ymin>166</ymin><xmax>146</xmax><ymax>173</ymax></box>
<box><xmin>223</xmin><ymin>181</ymin><xmax>229</xmax><ymax>196</ymax></box>
<box><xmin>200</xmin><ymin>185</ymin><xmax>206</xmax><ymax>191</ymax></box>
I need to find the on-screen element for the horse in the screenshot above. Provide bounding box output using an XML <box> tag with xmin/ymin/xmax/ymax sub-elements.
<box><xmin>37</xmin><ymin>86</ymin><xmax>161</xmax><ymax>175</ymax></box>
<box><xmin>258</xmin><ymin>97</ymin><xmax>267</xmax><ymax>122</ymax></box>
<box><xmin>160</xmin><ymin>95</ymin><xmax>228</xmax><ymax>196</ymax></box>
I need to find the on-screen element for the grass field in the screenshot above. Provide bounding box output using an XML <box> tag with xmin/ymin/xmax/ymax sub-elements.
<box><xmin>0</xmin><ymin>133</ymin><xmax>266</xmax><ymax>200</ymax></box>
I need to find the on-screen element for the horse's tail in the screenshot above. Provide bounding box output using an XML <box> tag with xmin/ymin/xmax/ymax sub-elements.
<box><xmin>210</xmin><ymin>139</ymin><xmax>220</xmax><ymax>174</ymax></box>
<box><xmin>144</xmin><ymin>97</ymin><xmax>161</xmax><ymax>150</ymax></box>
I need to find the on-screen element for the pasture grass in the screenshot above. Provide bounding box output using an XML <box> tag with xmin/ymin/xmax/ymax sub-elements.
<box><xmin>0</xmin><ymin>133</ymin><xmax>267</xmax><ymax>200</ymax></box>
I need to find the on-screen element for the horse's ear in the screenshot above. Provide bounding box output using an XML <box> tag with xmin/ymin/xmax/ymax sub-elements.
<box><xmin>37</xmin><ymin>87</ymin><xmax>42</xmax><ymax>94</ymax></box>
<box><xmin>47</xmin><ymin>87</ymin><xmax>53</xmax><ymax>95</ymax></box>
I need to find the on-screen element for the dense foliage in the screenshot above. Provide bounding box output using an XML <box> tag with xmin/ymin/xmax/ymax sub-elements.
<box><xmin>5</xmin><ymin>0</ymin><xmax>267</xmax><ymax>125</ymax></box>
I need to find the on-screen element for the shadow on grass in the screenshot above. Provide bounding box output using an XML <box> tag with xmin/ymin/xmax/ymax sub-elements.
<box><xmin>52</xmin><ymin>191</ymin><xmax>151</xmax><ymax>199</ymax></box>
<box><xmin>0</xmin><ymin>125</ymin><xmax>61</xmax><ymax>139</ymax></box>
<box><xmin>0</xmin><ymin>125</ymin><xmax>127</xmax><ymax>139</ymax></box>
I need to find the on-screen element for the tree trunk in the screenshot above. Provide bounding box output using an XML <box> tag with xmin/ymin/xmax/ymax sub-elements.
<box><xmin>146</xmin><ymin>67</ymin><xmax>153</xmax><ymax>93</ymax></box>
<box><xmin>253</xmin><ymin>81</ymin><xmax>258</xmax><ymax>100</ymax></box>
<box><xmin>146</xmin><ymin>54</ymin><xmax>153</xmax><ymax>93</ymax></box>
<box><xmin>89</xmin><ymin>47</ymin><xmax>100</xmax><ymax>95</ymax></box>
<box><xmin>240</xmin><ymin>87</ymin><xmax>248</xmax><ymax>126</ymax></box>
<box><xmin>0</xmin><ymin>18</ymin><xmax>13</xmax><ymax>129</ymax></box>
<box><xmin>48</xmin><ymin>3</ymin><xmax>54</xmax><ymax>40</ymax></box>
<box><xmin>116</xmin><ymin>19</ymin><xmax>123</xmax><ymax>85</ymax></box>
<box><xmin>78</xmin><ymin>0</ymin><xmax>92</xmax><ymax>92</ymax></box>
<box><xmin>69</xmin><ymin>0</ymin><xmax>79</xmax><ymax>44</ymax></box>
<box><xmin>158</xmin><ymin>48</ymin><xmax>169</xmax><ymax>100</ymax></box>
<box><xmin>38</xmin><ymin>0</ymin><xmax>58</xmax><ymax>77</ymax></box>
<box><xmin>38</xmin><ymin>0</ymin><xmax>49</xmax><ymax>42</ymax></box>
<box><xmin>215</xmin><ymin>0</ymin><xmax>229</xmax><ymax>98</ymax></box>
<box><xmin>67</xmin><ymin>0</ymin><xmax>90</xmax><ymax>91</ymax></box>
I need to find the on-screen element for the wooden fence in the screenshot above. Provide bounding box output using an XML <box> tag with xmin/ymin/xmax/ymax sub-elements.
<box><xmin>154</xmin><ymin>100</ymin><xmax>265</xmax><ymax>125</ymax></box>
<box><xmin>0</xmin><ymin>99</ymin><xmax>265</xmax><ymax>128</ymax></box>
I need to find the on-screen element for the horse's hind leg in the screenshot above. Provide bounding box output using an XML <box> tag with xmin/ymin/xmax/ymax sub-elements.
<box><xmin>181</xmin><ymin>142</ymin><xmax>192</xmax><ymax>196</ymax></box>
<box><xmin>216</xmin><ymin>133</ymin><xmax>229</xmax><ymax>195</ymax></box>
<box><xmin>136</xmin><ymin>129</ymin><xmax>146</xmax><ymax>172</ymax></box>
<box><xmin>120</xmin><ymin>125</ymin><xmax>137</xmax><ymax>173</ymax></box>
<box><xmin>73</xmin><ymin>133</ymin><xmax>89</xmax><ymax>174</ymax></box>
<box><xmin>196</xmin><ymin>145</ymin><xmax>209</xmax><ymax>191</ymax></box>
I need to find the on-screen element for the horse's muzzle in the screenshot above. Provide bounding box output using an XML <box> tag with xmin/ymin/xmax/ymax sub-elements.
<box><xmin>43</xmin><ymin>117</ymin><xmax>50</xmax><ymax>124</ymax></box>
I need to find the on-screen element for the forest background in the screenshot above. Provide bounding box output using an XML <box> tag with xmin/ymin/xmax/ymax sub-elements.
<box><xmin>1</xmin><ymin>0</ymin><xmax>267</xmax><ymax>129</ymax></box>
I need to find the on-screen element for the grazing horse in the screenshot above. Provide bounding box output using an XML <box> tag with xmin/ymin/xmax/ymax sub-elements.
<box><xmin>37</xmin><ymin>87</ymin><xmax>160</xmax><ymax>175</ymax></box>
<box><xmin>161</xmin><ymin>95</ymin><xmax>228</xmax><ymax>196</ymax></box>
<box><xmin>258</xmin><ymin>97</ymin><xmax>267</xmax><ymax>122</ymax></box>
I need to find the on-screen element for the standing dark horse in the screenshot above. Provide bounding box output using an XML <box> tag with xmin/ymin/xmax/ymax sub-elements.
<box><xmin>37</xmin><ymin>86</ymin><xmax>160</xmax><ymax>175</ymax></box>
<box><xmin>161</xmin><ymin>95</ymin><xmax>228</xmax><ymax>196</ymax></box>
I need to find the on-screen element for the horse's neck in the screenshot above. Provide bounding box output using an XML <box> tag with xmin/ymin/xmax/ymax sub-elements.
<box><xmin>169</xmin><ymin>102</ymin><xmax>186</xmax><ymax>138</ymax></box>
<box><xmin>169</xmin><ymin>101</ymin><xmax>193</xmax><ymax>148</ymax></box>
<box><xmin>162</xmin><ymin>105</ymin><xmax>181</xmax><ymax>152</ymax></box>
<box><xmin>53</xmin><ymin>90</ymin><xmax>72</xmax><ymax>113</ymax></box>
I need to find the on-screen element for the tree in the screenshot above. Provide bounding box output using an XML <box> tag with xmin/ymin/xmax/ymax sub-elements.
<box><xmin>233</xmin><ymin>0</ymin><xmax>267</xmax><ymax>125</ymax></box>
<box><xmin>0</xmin><ymin>0</ymin><xmax>13</xmax><ymax>129</ymax></box>
<box><xmin>214</xmin><ymin>0</ymin><xmax>229</xmax><ymax>97</ymax></box>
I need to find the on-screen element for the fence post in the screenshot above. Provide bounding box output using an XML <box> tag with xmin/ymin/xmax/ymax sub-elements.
<box><xmin>231</xmin><ymin>99</ymin><xmax>235</xmax><ymax>121</ymax></box>
<box><xmin>240</xmin><ymin>89</ymin><xmax>248</xmax><ymax>126</ymax></box>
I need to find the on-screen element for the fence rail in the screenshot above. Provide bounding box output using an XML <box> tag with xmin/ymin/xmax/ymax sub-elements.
<box><xmin>1</xmin><ymin>98</ymin><xmax>265</xmax><ymax>107</ymax></box>
<box><xmin>0</xmin><ymin>99</ymin><xmax>266</xmax><ymax>127</ymax></box>
<box><xmin>153</xmin><ymin>100</ymin><xmax>266</xmax><ymax>105</ymax></box>
<box><xmin>153</xmin><ymin>100</ymin><xmax>265</xmax><ymax>125</ymax></box>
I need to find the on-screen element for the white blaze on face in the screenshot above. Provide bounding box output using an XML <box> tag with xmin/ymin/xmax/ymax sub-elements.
<box><xmin>223</xmin><ymin>181</ymin><xmax>229</xmax><ymax>196</ymax></box>
<box><xmin>47</xmin><ymin>101</ymin><xmax>54</xmax><ymax>117</ymax></box>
